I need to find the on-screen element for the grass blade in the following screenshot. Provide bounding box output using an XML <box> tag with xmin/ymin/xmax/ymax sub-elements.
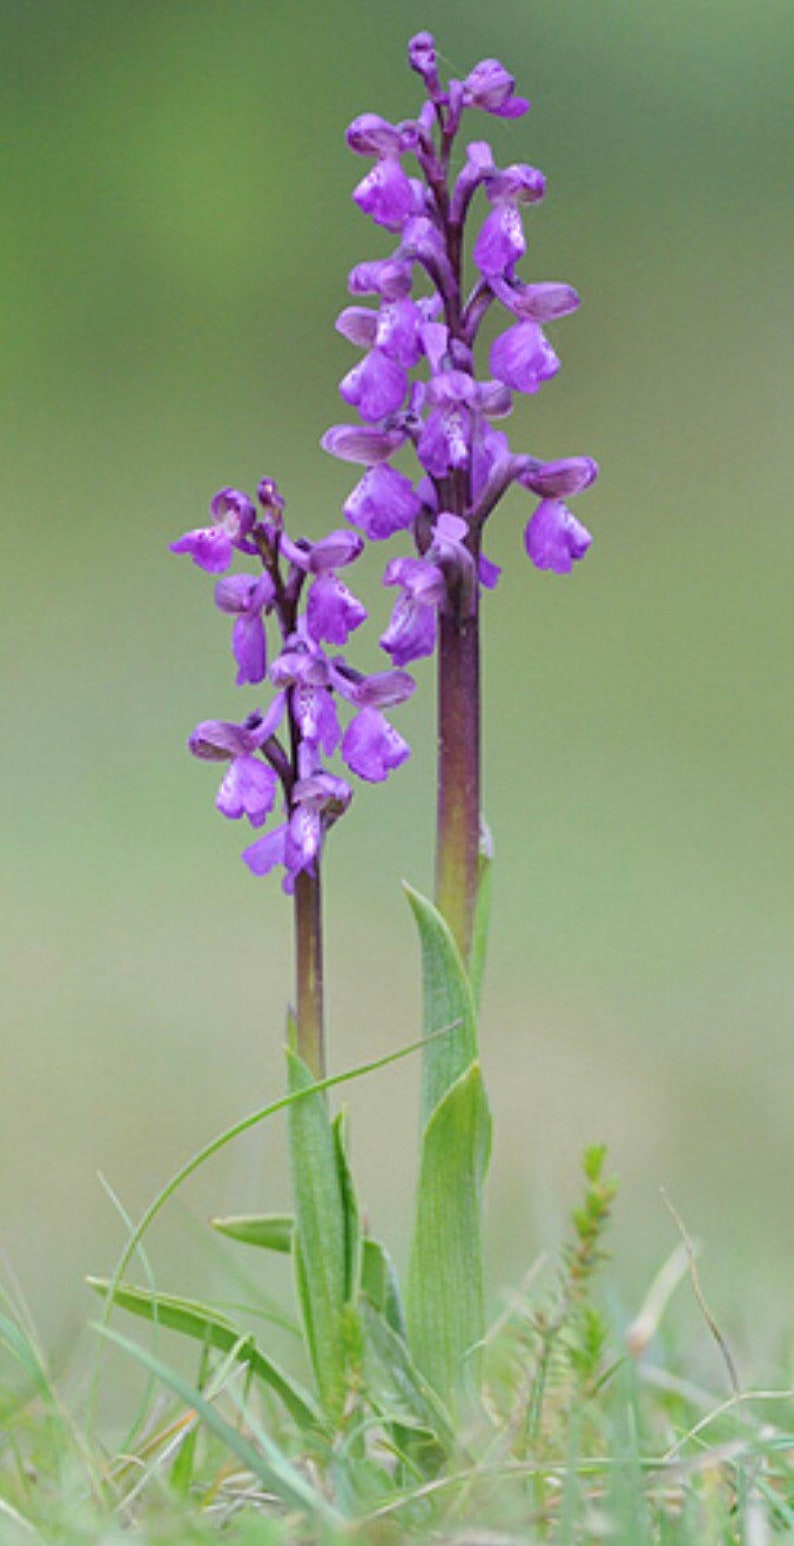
<box><xmin>94</xmin><ymin>1323</ymin><xmax>339</xmax><ymax>1524</ymax></box>
<box><xmin>86</xmin><ymin>1278</ymin><xmax>321</xmax><ymax>1431</ymax></box>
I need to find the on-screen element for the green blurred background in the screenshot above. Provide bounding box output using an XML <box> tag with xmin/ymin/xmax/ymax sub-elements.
<box><xmin>3</xmin><ymin>0</ymin><xmax>794</xmax><ymax>1374</ymax></box>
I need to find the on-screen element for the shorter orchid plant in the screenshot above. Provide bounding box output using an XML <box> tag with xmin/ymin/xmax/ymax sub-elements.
<box><xmin>173</xmin><ymin>477</ymin><xmax>415</xmax><ymax>1075</ymax></box>
<box><xmin>92</xmin><ymin>32</ymin><xmax>612</xmax><ymax>1535</ymax></box>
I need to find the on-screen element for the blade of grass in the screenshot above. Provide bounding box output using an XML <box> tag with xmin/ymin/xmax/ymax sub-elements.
<box><xmin>94</xmin><ymin>1323</ymin><xmax>341</xmax><ymax>1524</ymax></box>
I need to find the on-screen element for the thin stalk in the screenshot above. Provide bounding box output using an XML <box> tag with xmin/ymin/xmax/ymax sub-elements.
<box><xmin>430</xmin><ymin>144</ymin><xmax>483</xmax><ymax>963</ymax></box>
<box><xmin>435</xmin><ymin>589</ymin><xmax>481</xmax><ymax>963</ymax></box>
<box><xmin>293</xmin><ymin>867</ymin><xmax>325</xmax><ymax>1079</ymax></box>
<box><xmin>287</xmin><ymin>696</ymin><xmax>326</xmax><ymax>1080</ymax></box>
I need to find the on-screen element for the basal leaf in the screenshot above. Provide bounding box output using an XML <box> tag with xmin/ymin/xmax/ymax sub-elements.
<box><xmin>86</xmin><ymin>1277</ymin><xmax>321</xmax><ymax>1431</ymax></box>
<box><xmin>332</xmin><ymin>1109</ymin><xmax>361</xmax><ymax>1305</ymax></box>
<box><xmin>361</xmin><ymin>1238</ymin><xmax>405</xmax><ymax>1339</ymax></box>
<box><xmin>213</xmin><ymin>1209</ymin><xmax>405</xmax><ymax>1338</ymax></box>
<box><xmin>360</xmin><ymin>1298</ymin><xmax>454</xmax><ymax>1455</ymax></box>
<box><xmin>405</xmin><ymin>1061</ymin><xmax>492</xmax><ymax>1408</ymax></box>
<box><xmin>286</xmin><ymin>1043</ymin><xmax>348</xmax><ymax>1416</ymax></box>
<box><xmin>403</xmin><ymin>883</ymin><xmax>479</xmax><ymax>1130</ymax></box>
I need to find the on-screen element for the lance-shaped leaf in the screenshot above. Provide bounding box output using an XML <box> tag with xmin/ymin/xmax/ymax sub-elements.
<box><xmin>361</xmin><ymin>1298</ymin><xmax>454</xmax><ymax>1455</ymax></box>
<box><xmin>406</xmin><ymin>1061</ymin><xmax>492</xmax><ymax>1408</ymax></box>
<box><xmin>333</xmin><ymin>1108</ymin><xmax>362</xmax><ymax>1304</ymax></box>
<box><xmin>286</xmin><ymin>1043</ymin><xmax>349</xmax><ymax>1416</ymax></box>
<box><xmin>86</xmin><ymin>1278</ymin><xmax>321</xmax><ymax>1431</ymax></box>
<box><xmin>403</xmin><ymin>883</ymin><xmax>479</xmax><ymax>1129</ymax></box>
<box><xmin>361</xmin><ymin>1238</ymin><xmax>405</xmax><ymax>1338</ymax></box>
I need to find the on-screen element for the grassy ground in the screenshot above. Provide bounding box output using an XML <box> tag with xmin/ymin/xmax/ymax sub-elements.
<box><xmin>4</xmin><ymin>1160</ymin><xmax>794</xmax><ymax>1544</ymax></box>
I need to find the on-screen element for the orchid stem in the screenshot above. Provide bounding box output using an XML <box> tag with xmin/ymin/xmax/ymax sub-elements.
<box><xmin>293</xmin><ymin>866</ymin><xmax>326</xmax><ymax>1079</ymax></box>
<box><xmin>435</xmin><ymin>594</ymin><xmax>481</xmax><ymax>965</ymax></box>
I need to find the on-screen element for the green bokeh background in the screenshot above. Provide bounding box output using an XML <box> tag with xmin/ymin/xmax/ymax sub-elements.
<box><xmin>4</xmin><ymin>0</ymin><xmax>793</xmax><ymax>1367</ymax></box>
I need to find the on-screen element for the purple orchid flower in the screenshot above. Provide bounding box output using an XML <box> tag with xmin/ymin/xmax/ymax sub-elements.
<box><xmin>348</xmin><ymin>114</ymin><xmax>416</xmax><ymax>231</ymax></box>
<box><xmin>524</xmin><ymin>498</ymin><xmax>593</xmax><ymax>574</ymax></box>
<box><xmin>462</xmin><ymin>58</ymin><xmax>530</xmax><ymax>119</ymax></box>
<box><xmin>341</xmin><ymin>707</ymin><xmax>411</xmax><ymax>782</ymax></box>
<box><xmin>188</xmin><ymin>705</ymin><xmax>284</xmax><ymax>826</ymax></box>
<box><xmin>344</xmin><ymin>463</ymin><xmax>423</xmax><ymax>541</ymax></box>
<box><xmin>242</xmin><ymin>771</ymin><xmax>352</xmax><ymax>893</ymax></box>
<box><xmin>519</xmin><ymin>458</ymin><xmax>598</xmax><ymax>574</ymax></box>
<box><xmin>270</xmin><ymin>634</ymin><xmax>342</xmax><ymax>758</ymax></box>
<box><xmin>214</xmin><ymin>573</ymin><xmax>274</xmax><ymax>685</ymax></box>
<box><xmin>279</xmin><ymin>529</ymin><xmax>368</xmax><ymax>647</ymax></box>
<box><xmin>490</xmin><ymin>321</ymin><xmax>561</xmax><ymax>395</ymax></box>
<box><xmin>339</xmin><ymin>348</ymin><xmax>408</xmax><ymax>421</ymax></box>
<box><xmin>171</xmin><ymin>488</ymin><xmax>256</xmax><ymax>573</ymax></box>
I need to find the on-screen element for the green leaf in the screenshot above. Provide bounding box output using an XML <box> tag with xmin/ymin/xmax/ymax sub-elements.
<box><xmin>95</xmin><ymin>1323</ymin><xmax>338</xmax><ymax>1524</ymax></box>
<box><xmin>360</xmin><ymin>1299</ymin><xmax>455</xmax><ymax>1455</ymax></box>
<box><xmin>213</xmin><ymin>1208</ymin><xmax>405</xmax><ymax>1340</ymax></box>
<box><xmin>361</xmin><ymin>1238</ymin><xmax>405</xmax><ymax>1339</ymax></box>
<box><xmin>286</xmin><ymin>1043</ymin><xmax>348</xmax><ymax>1416</ymax></box>
<box><xmin>406</xmin><ymin>1061</ymin><xmax>492</xmax><ymax>1408</ymax></box>
<box><xmin>211</xmin><ymin>1213</ymin><xmax>294</xmax><ymax>1253</ymax></box>
<box><xmin>332</xmin><ymin>1109</ymin><xmax>361</xmax><ymax>1305</ymax></box>
<box><xmin>469</xmin><ymin>822</ymin><xmax>493</xmax><ymax>1011</ymax></box>
<box><xmin>86</xmin><ymin>1278</ymin><xmax>321</xmax><ymax>1432</ymax></box>
<box><xmin>403</xmin><ymin>884</ymin><xmax>479</xmax><ymax>1130</ymax></box>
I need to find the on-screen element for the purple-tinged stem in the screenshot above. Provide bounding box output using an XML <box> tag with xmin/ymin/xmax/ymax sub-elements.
<box><xmin>429</xmin><ymin>135</ymin><xmax>484</xmax><ymax>965</ymax></box>
<box><xmin>435</xmin><ymin>589</ymin><xmax>481</xmax><ymax>963</ymax></box>
<box><xmin>293</xmin><ymin>867</ymin><xmax>325</xmax><ymax>1079</ymax></box>
<box><xmin>286</xmin><ymin>693</ymin><xmax>325</xmax><ymax>1080</ymax></box>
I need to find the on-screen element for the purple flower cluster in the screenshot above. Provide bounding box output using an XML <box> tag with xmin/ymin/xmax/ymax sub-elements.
<box><xmin>322</xmin><ymin>33</ymin><xmax>598</xmax><ymax>666</ymax></box>
<box><xmin>172</xmin><ymin>479</ymin><xmax>414</xmax><ymax>890</ymax></box>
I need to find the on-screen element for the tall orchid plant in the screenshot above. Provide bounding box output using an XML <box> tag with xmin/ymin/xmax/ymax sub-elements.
<box><xmin>97</xmin><ymin>31</ymin><xmax>600</xmax><ymax>1521</ymax></box>
<box><xmin>171</xmin><ymin>31</ymin><xmax>596</xmax><ymax>1071</ymax></box>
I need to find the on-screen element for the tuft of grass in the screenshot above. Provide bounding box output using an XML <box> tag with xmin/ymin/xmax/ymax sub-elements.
<box><xmin>5</xmin><ymin>1155</ymin><xmax>794</xmax><ymax>1543</ymax></box>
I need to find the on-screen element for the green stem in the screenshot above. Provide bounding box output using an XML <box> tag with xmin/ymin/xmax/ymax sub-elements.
<box><xmin>293</xmin><ymin>866</ymin><xmax>325</xmax><ymax>1079</ymax></box>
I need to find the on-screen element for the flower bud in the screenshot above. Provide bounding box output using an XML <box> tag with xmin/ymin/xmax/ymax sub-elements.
<box><xmin>346</xmin><ymin>113</ymin><xmax>403</xmax><ymax>156</ymax></box>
